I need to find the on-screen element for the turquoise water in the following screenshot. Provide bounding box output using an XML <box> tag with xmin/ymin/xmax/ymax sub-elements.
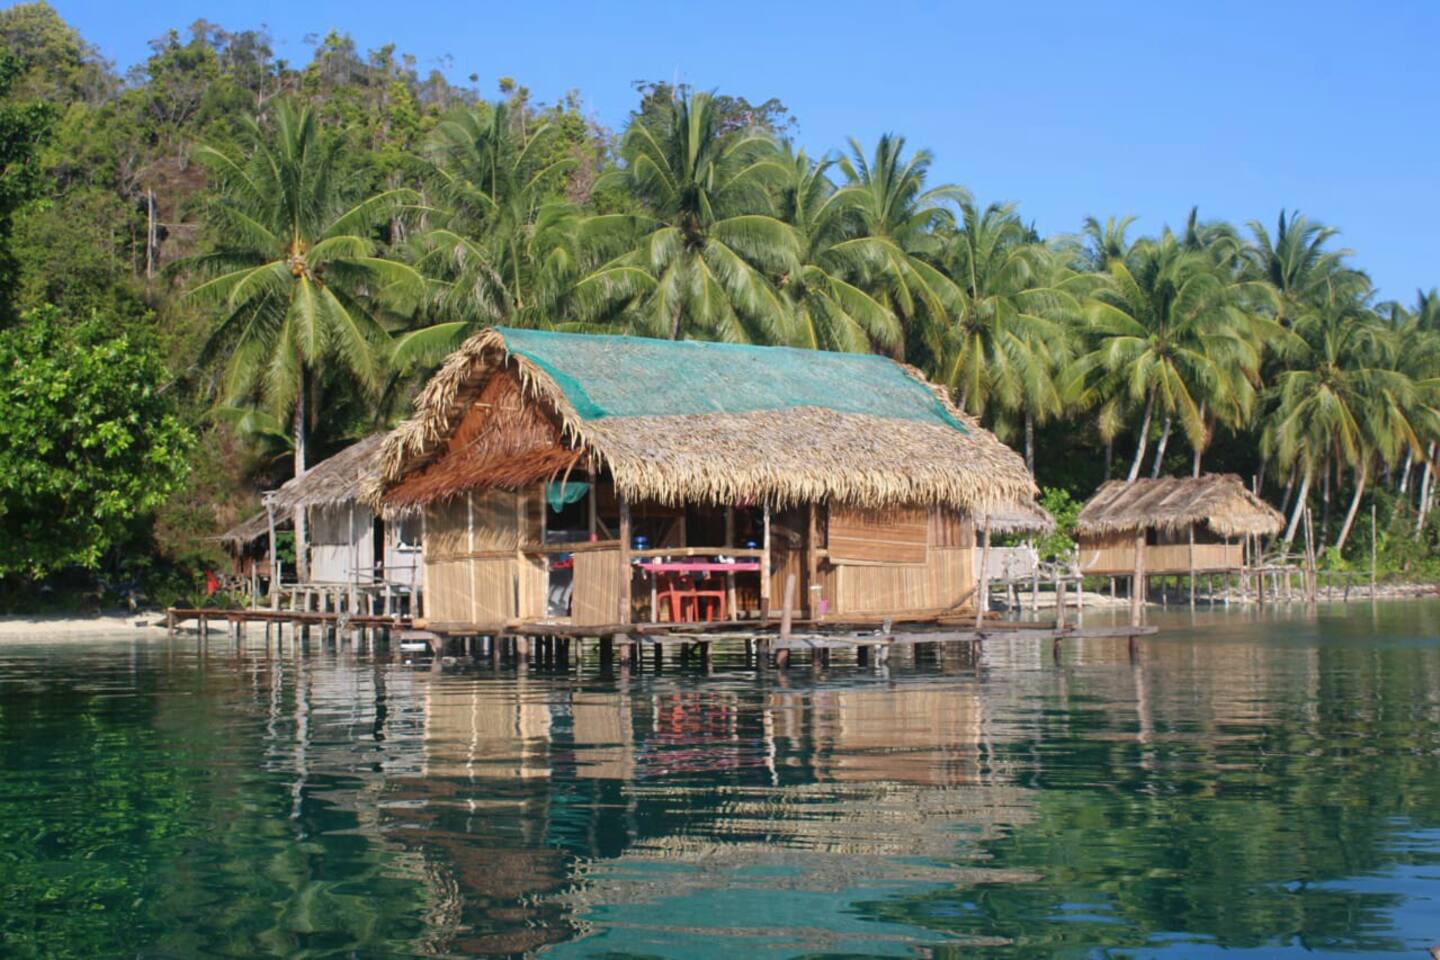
<box><xmin>2</xmin><ymin>603</ymin><xmax>1439</xmax><ymax>958</ymax></box>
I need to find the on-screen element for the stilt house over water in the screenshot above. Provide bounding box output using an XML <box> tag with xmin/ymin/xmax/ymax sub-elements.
<box><xmin>1075</xmin><ymin>474</ymin><xmax>1285</xmax><ymax>577</ymax></box>
<box><xmin>375</xmin><ymin>327</ymin><xmax>1038</xmax><ymax>631</ymax></box>
<box><xmin>267</xmin><ymin>433</ymin><xmax>422</xmax><ymax>588</ymax></box>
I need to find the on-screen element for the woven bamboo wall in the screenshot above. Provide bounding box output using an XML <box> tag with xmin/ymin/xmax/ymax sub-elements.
<box><xmin>828</xmin><ymin>505</ymin><xmax>928</xmax><ymax>564</ymax></box>
<box><xmin>829</xmin><ymin>545</ymin><xmax>972</xmax><ymax>614</ymax></box>
<box><xmin>423</xmin><ymin>489</ymin><xmax>531</xmax><ymax>625</ymax></box>
<box><xmin>572</xmin><ymin>546</ymin><xmax>625</xmax><ymax>626</ymax></box>
<box><xmin>817</xmin><ymin>505</ymin><xmax>975</xmax><ymax>617</ymax></box>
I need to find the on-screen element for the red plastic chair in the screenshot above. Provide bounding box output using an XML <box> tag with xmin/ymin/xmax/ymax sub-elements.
<box><xmin>654</xmin><ymin>572</ymin><xmax>698</xmax><ymax>622</ymax></box>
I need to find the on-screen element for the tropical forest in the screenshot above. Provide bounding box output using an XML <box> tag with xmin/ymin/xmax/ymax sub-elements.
<box><xmin>2</xmin><ymin>2</ymin><xmax>1435</xmax><ymax>609</ymax></box>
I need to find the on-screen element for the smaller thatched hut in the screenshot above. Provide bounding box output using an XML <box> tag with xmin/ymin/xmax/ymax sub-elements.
<box><xmin>1075</xmin><ymin>474</ymin><xmax>1284</xmax><ymax>576</ymax></box>
<box><xmin>269</xmin><ymin>434</ymin><xmax>422</xmax><ymax>586</ymax></box>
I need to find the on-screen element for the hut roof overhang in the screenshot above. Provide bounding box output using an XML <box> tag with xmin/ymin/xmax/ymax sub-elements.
<box><xmin>214</xmin><ymin>508</ymin><xmax>286</xmax><ymax>549</ymax></box>
<box><xmin>270</xmin><ymin>433</ymin><xmax>388</xmax><ymax>512</ymax></box>
<box><xmin>378</xmin><ymin>327</ymin><xmax>1035</xmax><ymax>514</ymax></box>
<box><xmin>1075</xmin><ymin>474</ymin><xmax>1284</xmax><ymax>540</ymax></box>
<box><xmin>979</xmin><ymin>501</ymin><xmax>1055</xmax><ymax>536</ymax></box>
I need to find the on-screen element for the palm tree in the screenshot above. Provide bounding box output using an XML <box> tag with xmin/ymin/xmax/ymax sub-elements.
<box><xmin>1079</xmin><ymin>214</ymin><xmax>1138</xmax><ymax>271</ymax></box>
<box><xmin>571</xmin><ymin>90</ymin><xmax>798</xmax><ymax>343</ymax></box>
<box><xmin>184</xmin><ymin>101</ymin><xmax>423</xmax><ymax>576</ymax></box>
<box><xmin>1065</xmin><ymin>233</ymin><xmax>1270</xmax><ymax>481</ymax></box>
<box><xmin>831</xmin><ymin>134</ymin><xmax>967</xmax><ymax>361</ymax></box>
<box><xmin>398</xmin><ymin>101</ymin><xmax>581</xmax><ymax>362</ymax></box>
<box><xmin>1381</xmin><ymin>290</ymin><xmax>1440</xmax><ymax>530</ymax></box>
<box><xmin>1264</xmin><ymin>303</ymin><xmax>1425</xmax><ymax>551</ymax></box>
<box><xmin>772</xmin><ymin>145</ymin><xmax>898</xmax><ymax>353</ymax></box>
<box><xmin>1245</xmin><ymin>210</ymin><xmax>1367</xmax><ymax>322</ymax></box>
<box><xmin>938</xmin><ymin>200</ymin><xmax>1087</xmax><ymax>472</ymax></box>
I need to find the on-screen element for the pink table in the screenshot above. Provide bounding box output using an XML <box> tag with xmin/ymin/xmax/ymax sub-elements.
<box><xmin>636</xmin><ymin>561</ymin><xmax>761</xmax><ymax>573</ymax></box>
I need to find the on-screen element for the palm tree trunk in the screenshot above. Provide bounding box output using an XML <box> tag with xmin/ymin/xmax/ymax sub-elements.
<box><xmin>1416</xmin><ymin>442</ymin><xmax>1437</xmax><ymax>535</ymax></box>
<box><xmin>293</xmin><ymin>374</ymin><xmax>310</xmax><ymax>583</ymax></box>
<box><xmin>1319</xmin><ymin>463</ymin><xmax>1332</xmax><ymax>548</ymax></box>
<box><xmin>1279</xmin><ymin>465</ymin><xmax>1297</xmax><ymax>516</ymax></box>
<box><xmin>1398</xmin><ymin>448</ymin><xmax>1414</xmax><ymax>495</ymax></box>
<box><xmin>1333</xmin><ymin>461</ymin><xmax>1368</xmax><ymax>553</ymax></box>
<box><xmin>1024</xmin><ymin>409</ymin><xmax>1035</xmax><ymax>475</ymax></box>
<box><xmin>1127</xmin><ymin>391</ymin><xmax>1155</xmax><ymax>482</ymax></box>
<box><xmin>1191</xmin><ymin>400</ymin><xmax>1208</xmax><ymax>478</ymax></box>
<box><xmin>1104</xmin><ymin>436</ymin><xmax>1113</xmax><ymax>479</ymax></box>
<box><xmin>1150</xmin><ymin>414</ymin><xmax>1173</xmax><ymax>479</ymax></box>
<box><xmin>1283</xmin><ymin>467</ymin><xmax>1312</xmax><ymax>552</ymax></box>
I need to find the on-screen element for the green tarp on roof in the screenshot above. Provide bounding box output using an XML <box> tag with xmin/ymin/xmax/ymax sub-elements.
<box><xmin>496</xmin><ymin>327</ymin><xmax>966</xmax><ymax>432</ymax></box>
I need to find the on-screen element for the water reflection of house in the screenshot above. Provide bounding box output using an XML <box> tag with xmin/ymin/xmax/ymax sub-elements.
<box><xmin>419</xmin><ymin>677</ymin><xmax>552</xmax><ymax>781</ymax></box>
<box><xmin>537</xmin><ymin>683</ymin><xmax>1036</xmax><ymax>960</ymax></box>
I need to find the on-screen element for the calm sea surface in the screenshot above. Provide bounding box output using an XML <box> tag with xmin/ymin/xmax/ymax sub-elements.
<box><xmin>3</xmin><ymin>604</ymin><xmax>1440</xmax><ymax>958</ymax></box>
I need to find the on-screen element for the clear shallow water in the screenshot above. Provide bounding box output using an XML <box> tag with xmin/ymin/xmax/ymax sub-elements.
<box><xmin>2</xmin><ymin>604</ymin><xmax>1440</xmax><ymax>958</ymax></box>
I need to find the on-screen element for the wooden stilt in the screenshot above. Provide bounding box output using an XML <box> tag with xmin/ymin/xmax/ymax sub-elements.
<box><xmin>975</xmin><ymin>518</ymin><xmax>993</xmax><ymax>630</ymax></box>
<box><xmin>1130</xmin><ymin>532</ymin><xmax>1146</xmax><ymax>628</ymax></box>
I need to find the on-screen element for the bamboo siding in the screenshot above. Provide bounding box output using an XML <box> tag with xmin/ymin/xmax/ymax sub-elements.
<box><xmin>1079</xmin><ymin>540</ymin><xmax>1244</xmax><ymax>575</ymax></box>
<box><xmin>572</xmin><ymin>546</ymin><xmax>625</xmax><ymax>627</ymax></box>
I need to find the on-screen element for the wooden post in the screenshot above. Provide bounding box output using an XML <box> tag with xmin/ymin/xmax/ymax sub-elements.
<box><xmin>1188</xmin><ymin>524</ymin><xmax>1196</xmax><ymax>609</ymax></box>
<box><xmin>618</xmin><ymin>496</ymin><xmax>632</xmax><ymax>624</ymax></box>
<box><xmin>725</xmin><ymin>504</ymin><xmax>737</xmax><ymax>619</ymax></box>
<box><xmin>587</xmin><ymin>481</ymin><xmax>598</xmax><ymax>539</ymax></box>
<box><xmin>348</xmin><ymin>502</ymin><xmax>358</xmax><ymax>617</ymax></box>
<box><xmin>1055</xmin><ymin>574</ymin><xmax>1067</xmax><ymax>631</ymax></box>
<box><xmin>760</xmin><ymin>503</ymin><xmax>772</xmax><ymax>622</ymax></box>
<box><xmin>266</xmin><ymin>499</ymin><xmax>279</xmax><ymax>610</ymax></box>
<box><xmin>1130</xmin><ymin>531</ymin><xmax>1146</xmax><ymax>627</ymax></box>
<box><xmin>780</xmin><ymin>572</ymin><xmax>797</xmax><ymax>641</ymax></box>
<box><xmin>806</xmin><ymin>502</ymin><xmax>821</xmax><ymax>620</ymax></box>
<box><xmin>974</xmin><ymin>517</ymin><xmax>992</xmax><ymax>630</ymax></box>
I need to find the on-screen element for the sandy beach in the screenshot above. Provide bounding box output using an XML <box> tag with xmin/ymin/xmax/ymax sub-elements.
<box><xmin>0</xmin><ymin>612</ymin><xmax>172</xmax><ymax>641</ymax></box>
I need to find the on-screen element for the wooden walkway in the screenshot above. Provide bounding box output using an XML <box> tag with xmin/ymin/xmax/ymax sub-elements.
<box><xmin>165</xmin><ymin>604</ymin><xmax>1155</xmax><ymax>671</ymax></box>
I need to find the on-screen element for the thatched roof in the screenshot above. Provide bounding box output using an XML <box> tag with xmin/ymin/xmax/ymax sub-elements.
<box><xmin>215</xmin><ymin>508</ymin><xmax>278</xmax><ymax>549</ymax></box>
<box><xmin>270</xmin><ymin>433</ymin><xmax>388</xmax><ymax>512</ymax></box>
<box><xmin>1075</xmin><ymin>474</ymin><xmax>1284</xmax><ymax>539</ymax></box>
<box><xmin>378</xmin><ymin>327</ymin><xmax>1035</xmax><ymax>513</ymax></box>
<box><xmin>979</xmin><ymin>501</ymin><xmax>1055</xmax><ymax>536</ymax></box>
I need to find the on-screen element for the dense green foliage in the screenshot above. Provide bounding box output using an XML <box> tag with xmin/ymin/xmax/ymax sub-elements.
<box><xmin>0</xmin><ymin>307</ymin><xmax>191</xmax><ymax>578</ymax></box>
<box><xmin>3</xmin><ymin>2</ymin><xmax>1440</xmax><ymax>602</ymax></box>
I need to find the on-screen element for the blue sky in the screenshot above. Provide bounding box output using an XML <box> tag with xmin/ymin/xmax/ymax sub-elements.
<box><xmin>44</xmin><ymin>0</ymin><xmax>1439</xmax><ymax>300</ymax></box>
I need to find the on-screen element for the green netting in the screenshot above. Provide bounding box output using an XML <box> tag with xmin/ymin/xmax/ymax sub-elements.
<box><xmin>497</xmin><ymin>327</ymin><xmax>965</xmax><ymax>432</ymax></box>
<box><xmin>545</xmin><ymin>480</ymin><xmax>589</xmax><ymax>512</ymax></box>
